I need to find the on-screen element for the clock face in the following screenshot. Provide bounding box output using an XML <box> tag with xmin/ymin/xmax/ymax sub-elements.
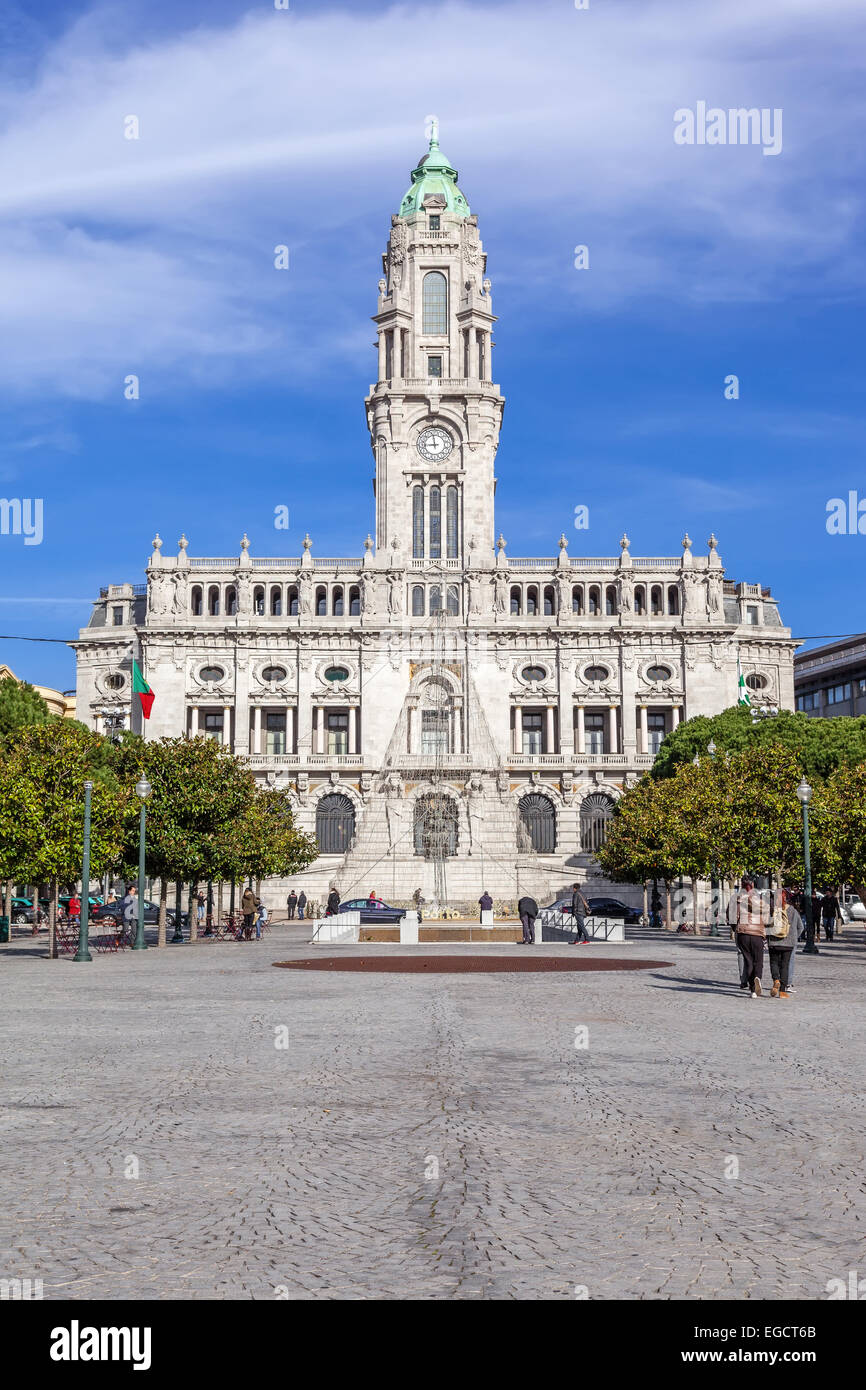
<box><xmin>416</xmin><ymin>426</ymin><xmax>453</xmax><ymax>462</ymax></box>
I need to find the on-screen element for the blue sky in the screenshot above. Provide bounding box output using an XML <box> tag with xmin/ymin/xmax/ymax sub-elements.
<box><xmin>0</xmin><ymin>0</ymin><xmax>864</xmax><ymax>692</ymax></box>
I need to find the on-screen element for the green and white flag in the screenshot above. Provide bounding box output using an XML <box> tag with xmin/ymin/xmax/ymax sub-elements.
<box><xmin>737</xmin><ymin>655</ymin><xmax>751</xmax><ymax>706</ymax></box>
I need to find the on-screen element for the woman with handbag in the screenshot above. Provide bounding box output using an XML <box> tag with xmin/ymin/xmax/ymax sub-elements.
<box><xmin>767</xmin><ymin>890</ymin><xmax>799</xmax><ymax>999</ymax></box>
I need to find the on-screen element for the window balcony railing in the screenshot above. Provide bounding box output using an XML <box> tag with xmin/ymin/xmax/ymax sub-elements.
<box><xmin>245</xmin><ymin>754</ymin><xmax>300</xmax><ymax>768</ymax></box>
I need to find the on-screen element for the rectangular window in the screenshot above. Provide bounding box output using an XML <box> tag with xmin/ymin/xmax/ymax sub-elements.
<box><xmin>584</xmin><ymin>713</ymin><xmax>605</xmax><ymax>757</ymax></box>
<box><xmin>797</xmin><ymin>691</ymin><xmax>817</xmax><ymax>711</ymax></box>
<box><xmin>746</xmin><ymin>605</ymin><xmax>759</xmax><ymax>625</ymax></box>
<box><xmin>326</xmin><ymin>712</ymin><xmax>348</xmax><ymax>756</ymax></box>
<box><xmin>264</xmin><ymin>712</ymin><xmax>286</xmax><ymax>755</ymax></box>
<box><xmin>827</xmin><ymin>683</ymin><xmax>852</xmax><ymax>705</ymax></box>
<box><xmin>203</xmin><ymin>712</ymin><xmax>224</xmax><ymax>742</ymax></box>
<box><xmin>112</xmin><ymin>607</ymin><xmax>124</xmax><ymax>626</ymax></box>
<box><xmin>421</xmin><ymin>709</ymin><xmax>449</xmax><ymax>756</ymax></box>
<box><xmin>647</xmin><ymin>711</ymin><xmax>667</xmax><ymax>755</ymax></box>
<box><xmin>429</xmin><ymin>214</ymin><xmax>440</xmax><ymax>231</ymax></box>
<box><xmin>522</xmin><ymin>712</ymin><xmax>544</xmax><ymax>756</ymax></box>
<box><xmin>427</xmin><ymin>355</ymin><xmax>442</xmax><ymax>378</ymax></box>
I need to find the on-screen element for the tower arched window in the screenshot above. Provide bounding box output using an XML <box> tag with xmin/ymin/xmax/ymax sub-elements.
<box><xmin>225</xmin><ymin>586</ymin><xmax>237</xmax><ymax>616</ymax></box>
<box><xmin>446</xmin><ymin>486</ymin><xmax>459</xmax><ymax>558</ymax></box>
<box><xmin>422</xmin><ymin>271</ymin><xmax>448</xmax><ymax>335</ymax></box>
<box><xmin>429</xmin><ymin>585</ymin><xmax>443</xmax><ymax>614</ymax></box>
<box><xmin>572</xmin><ymin>585</ymin><xmax>584</xmax><ymax>615</ymax></box>
<box><xmin>446</xmin><ymin>584</ymin><xmax>460</xmax><ymax>616</ymax></box>
<box><xmin>191</xmin><ymin>585</ymin><xmax>203</xmax><ymax>617</ymax></box>
<box><xmin>651</xmin><ymin>585</ymin><xmax>663</xmax><ymax>616</ymax></box>
<box><xmin>254</xmin><ymin>585</ymin><xmax>265</xmax><ymax>616</ymax></box>
<box><xmin>208</xmin><ymin>585</ymin><xmax>220</xmax><ymax>616</ymax></box>
<box><xmin>634</xmin><ymin>585</ymin><xmax>645</xmax><ymax>616</ymax></box>
<box><xmin>668</xmin><ymin>585</ymin><xmax>680</xmax><ymax>616</ymax></box>
<box><xmin>510</xmin><ymin>586</ymin><xmax>522</xmax><ymax>615</ymax></box>
<box><xmin>412</xmin><ymin>585</ymin><xmax>425</xmax><ymax>616</ymax></box>
<box><xmin>270</xmin><ymin>585</ymin><xmax>282</xmax><ymax>617</ymax></box>
<box><xmin>287</xmin><ymin>585</ymin><xmax>299</xmax><ymax>616</ymax></box>
<box><xmin>315</xmin><ymin>586</ymin><xmax>327</xmax><ymax>617</ymax></box>
<box><xmin>412</xmin><ymin>486</ymin><xmax>424</xmax><ymax>559</ymax></box>
<box><xmin>526</xmin><ymin>586</ymin><xmax>538</xmax><ymax>616</ymax></box>
<box><xmin>588</xmin><ymin>586</ymin><xmax>600</xmax><ymax>616</ymax></box>
<box><xmin>543</xmin><ymin>585</ymin><xmax>555</xmax><ymax>616</ymax></box>
<box><xmin>605</xmin><ymin>585</ymin><xmax>618</xmax><ymax>616</ymax></box>
<box><xmin>349</xmin><ymin>586</ymin><xmax>361</xmax><ymax>617</ymax></box>
<box><xmin>429</xmin><ymin>486</ymin><xmax>442</xmax><ymax>559</ymax></box>
<box><xmin>518</xmin><ymin>794</ymin><xmax>556</xmax><ymax>855</ymax></box>
<box><xmin>332</xmin><ymin>586</ymin><xmax>344</xmax><ymax>617</ymax></box>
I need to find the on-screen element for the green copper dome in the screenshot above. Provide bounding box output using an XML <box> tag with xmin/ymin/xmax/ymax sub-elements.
<box><xmin>398</xmin><ymin>123</ymin><xmax>471</xmax><ymax>218</ymax></box>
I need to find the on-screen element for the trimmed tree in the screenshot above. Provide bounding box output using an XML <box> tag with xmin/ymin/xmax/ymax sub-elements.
<box><xmin>651</xmin><ymin>704</ymin><xmax>866</xmax><ymax>783</ymax></box>
<box><xmin>0</xmin><ymin>674</ymin><xmax>54</xmax><ymax>739</ymax></box>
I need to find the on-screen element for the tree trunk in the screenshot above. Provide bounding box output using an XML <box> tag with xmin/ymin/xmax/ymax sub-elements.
<box><xmin>3</xmin><ymin>880</ymin><xmax>12</xmax><ymax>935</ymax></box>
<box><xmin>188</xmin><ymin>881</ymin><xmax>198</xmax><ymax>943</ymax></box>
<box><xmin>255</xmin><ymin>876</ymin><xmax>262</xmax><ymax>900</ymax></box>
<box><xmin>157</xmin><ymin>878</ymin><xmax>168</xmax><ymax>948</ymax></box>
<box><xmin>218</xmin><ymin>881</ymin><xmax>224</xmax><ymax>928</ymax></box>
<box><xmin>48</xmin><ymin>876</ymin><xmax>58</xmax><ymax>959</ymax></box>
<box><xmin>642</xmin><ymin>881</ymin><xmax>648</xmax><ymax>925</ymax></box>
<box><xmin>665</xmin><ymin>881</ymin><xmax>672</xmax><ymax>930</ymax></box>
<box><xmin>692</xmin><ymin>876</ymin><xmax>699</xmax><ymax>935</ymax></box>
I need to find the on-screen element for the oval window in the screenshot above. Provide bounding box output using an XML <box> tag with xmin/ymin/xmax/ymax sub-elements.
<box><xmin>199</xmin><ymin>665</ymin><xmax>225</xmax><ymax>683</ymax></box>
<box><xmin>646</xmin><ymin>665</ymin><xmax>672</xmax><ymax>683</ymax></box>
<box><xmin>745</xmin><ymin>673</ymin><xmax>767</xmax><ymax>690</ymax></box>
<box><xmin>261</xmin><ymin>665</ymin><xmax>287</xmax><ymax>683</ymax></box>
<box><xmin>521</xmin><ymin>665</ymin><xmax>546</xmax><ymax>683</ymax></box>
<box><xmin>584</xmin><ymin>665</ymin><xmax>609</xmax><ymax>682</ymax></box>
<box><xmin>324</xmin><ymin>666</ymin><xmax>349</xmax><ymax>682</ymax></box>
<box><xmin>105</xmin><ymin>673</ymin><xmax>125</xmax><ymax>690</ymax></box>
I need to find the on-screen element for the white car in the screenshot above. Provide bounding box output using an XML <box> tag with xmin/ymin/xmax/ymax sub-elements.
<box><xmin>844</xmin><ymin>893</ymin><xmax>866</xmax><ymax>922</ymax></box>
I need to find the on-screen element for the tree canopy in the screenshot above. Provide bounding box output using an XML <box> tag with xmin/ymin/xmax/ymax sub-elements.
<box><xmin>0</xmin><ymin>674</ymin><xmax>54</xmax><ymax>739</ymax></box>
<box><xmin>651</xmin><ymin>704</ymin><xmax>866</xmax><ymax>782</ymax></box>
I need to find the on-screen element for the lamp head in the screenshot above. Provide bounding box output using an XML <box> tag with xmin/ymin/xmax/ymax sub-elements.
<box><xmin>796</xmin><ymin>776</ymin><xmax>812</xmax><ymax>806</ymax></box>
<box><xmin>135</xmin><ymin>776</ymin><xmax>152</xmax><ymax>801</ymax></box>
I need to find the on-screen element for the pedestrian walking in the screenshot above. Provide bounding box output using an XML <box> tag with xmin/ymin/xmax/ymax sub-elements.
<box><xmin>297</xmin><ymin>891</ymin><xmax>307</xmax><ymax>920</ymax></box>
<box><xmin>326</xmin><ymin>886</ymin><xmax>341</xmax><ymax>916</ymax></box>
<box><xmin>726</xmin><ymin>878</ymin><xmax>769</xmax><ymax>998</ymax></box>
<box><xmin>517</xmin><ymin>894</ymin><xmax>538</xmax><ymax>945</ymax></box>
<box><xmin>286</xmin><ymin>890</ymin><xmax>298</xmax><ymax>920</ymax></box>
<box><xmin>478</xmin><ymin>890</ymin><xmax>493</xmax><ymax>922</ymax></box>
<box><xmin>119</xmin><ymin>885</ymin><xmax>138</xmax><ymax>942</ymax></box>
<box><xmin>413</xmin><ymin>887</ymin><xmax>425</xmax><ymax>922</ymax></box>
<box><xmin>821</xmin><ymin>888</ymin><xmax>842</xmax><ymax>942</ymax></box>
<box><xmin>67</xmin><ymin>894</ymin><xmax>81</xmax><ymax>927</ymax></box>
<box><xmin>569</xmin><ymin>882</ymin><xmax>591</xmax><ymax>945</ymax></box>
<box><xmin>650</xmin><ymin>885</ymin><xmax>663</xmax><ymax>929</ymax></box>
<box><xmin>768</xmin><ymin>893</ymin><xmax>800</xmax><ymax>999</ymax></box>
<box><xmin>241</xmin><ymin>885</ymin><xmax>256</xmax><ymax>939</ymax></box>
<box><xmin>196</xmin><ymin>890</ymin><xmax>205</xmax><ymax>925</ymax></box>
<box><xmin>254</xmin><ymin>898</ymin><xmax>268</xmax><ymax>940</ymax></box>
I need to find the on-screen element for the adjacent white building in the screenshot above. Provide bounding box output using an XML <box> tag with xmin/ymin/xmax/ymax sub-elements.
<box><xmin>73</xmin><ymin>129</ymin><xmax>796</xmax><ymax>909</ymax></box>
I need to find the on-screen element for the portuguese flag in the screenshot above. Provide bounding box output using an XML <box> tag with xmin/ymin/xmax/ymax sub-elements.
<box><xmin>132</xmin><ymin>659</ymin><xmax>155</xmax><ymax>720</ymax></box>
<box><xmin>737</xmin><ymin>654</ymin><xmax>751</xmax><ymax>707</ymax></box>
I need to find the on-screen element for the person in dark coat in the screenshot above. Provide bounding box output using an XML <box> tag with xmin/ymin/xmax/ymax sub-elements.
<box><xmin>517</xmin><ymin>894</ymin><xmax>538</xmax><ymax>945</ymax></box>
<box><xmin>286</xmin><ymin>890</ymin><xmax>298</xmax><ymax>920</ymax></box>
<box><xmin>297</xmin><ymin>891</ymin><xmax>307</xmax><ymax>920</ymax></box>
<box><xmin>241</xmin><ymin>886</ymin><xmax>257</xmax><ymax>939</ymax></box>
<box><xmin>569</xmin><ymin>883</ymin><xmax>591</xmax><ymax>945</ymax></box>
<box><xmin>821</xmin><ymin>889</ymin><xmax>841</xmax><ymax>942</ymax></box>
<box><xmin>326</xmin><ymin>887</ymin><xmax>341</xmax><ymax>917</ymax></box>
<box><xmin>478</xmin><ymin>890</ymin><xmax>493</xmax><ymax>922</ymax></box>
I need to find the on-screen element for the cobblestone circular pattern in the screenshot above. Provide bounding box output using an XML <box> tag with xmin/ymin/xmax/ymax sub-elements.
<box><xmin>274</xmin><ymin>955</ymin><xmax>674</xmax><ymax>973</ymax></box>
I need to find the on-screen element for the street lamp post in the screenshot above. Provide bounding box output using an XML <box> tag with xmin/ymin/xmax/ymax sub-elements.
<box><xmin>133</xmin><ymin>776</ymin><xmax>152</xmax><ymax>951</ymax></box>
<box><xmin>171</xmin><ymin>879</ymin><xmax>184</xmax><ymax>944</ymax></box>
<box><xmin>73</xmin><ymin>780</ymin><xmax>94</xmax><ymax>963</ymax></box>
<box><xmin>706</xmin><ymin>740</ymin><xmax>720</xmax><ymax>936</ymax></box>
<box><xmin>797</xmin><ymin>776</ymin><xmax>819</xmax><ymax>956</ymax></box>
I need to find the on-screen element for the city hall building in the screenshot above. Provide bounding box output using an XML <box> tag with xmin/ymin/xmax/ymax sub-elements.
<box><xmin>73</xmin><ymin>130</ymin><xmax>797</xmax><ymax>908</ymax></box>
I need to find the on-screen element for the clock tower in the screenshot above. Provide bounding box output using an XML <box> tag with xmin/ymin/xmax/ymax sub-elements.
<box><xmin>365</xmin><ymin>124</ymin><xmax>505</xmax><ymax>567</ymax></box>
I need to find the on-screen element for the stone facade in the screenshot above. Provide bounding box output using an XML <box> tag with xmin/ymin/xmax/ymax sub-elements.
<box><xmin>72</xmin><ymin>131</ymin><xmax>797</xmax><ymax>910</ymax></box>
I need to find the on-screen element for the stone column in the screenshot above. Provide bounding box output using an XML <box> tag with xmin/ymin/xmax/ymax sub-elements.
<box><xmin>639</xmin><ymin>704</ymin><xmax>648</xmax><ymax>755</ymax></box>
<box><xmin>672</xmin><ymin>705</ymin><xmax>681</xmax><ymax>729</ymax></box>
<box><xmin>223</xmin><ymin>704</ymin><xmax>232</xmax><ymax>748</ymax></box>
<box><xmin>287</xmin><ymin>704</ymin><xmax>296</xmax><ymax>754</ymax></box>
<box><xmin>253</xmin><ymin>705</ymin><xmax>262</xmax><ymax>755</ymax></box>
<box><xmin>545</xmin><ymin>705</ymin><xmax>555</xmax><ymax>756</ymax></box>
<box><xmin>190</xmin><ymin>705</ymin><xmax>198</xmax><ymax>737</ymax></box>
<box><xmin>608</xmin><ymin>705</ymin><xmax>618</xmax><ymax>755</ymax></box>
<box><xmin>348</xmin><ymin>705</ymin><xmax>357</xmax><ymax>755</ymax></box>
<box><xmin>378</xmin><ymin>330</ymin><xmax>386</xmax><ymax>382</ymax></box>
<box><xmin>576</xmin><ymin>704</ymin><xmax>585</xmax><ymax>755</ymax></box>
<box><xmin>313</xmin><ymin>705</ymin><xmax>322</xmax><ymax>755</ymax></box>
<box><xmin>512</xmin><ymin>707</ymin><xmax>520</xmax><ymax>755</ymax></box>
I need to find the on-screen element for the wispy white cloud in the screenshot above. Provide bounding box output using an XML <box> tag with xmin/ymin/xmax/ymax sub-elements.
<box><xmin>0</xmin><ymin>0</ymin><xmax>862</xmax><ymax>397</ymax></box>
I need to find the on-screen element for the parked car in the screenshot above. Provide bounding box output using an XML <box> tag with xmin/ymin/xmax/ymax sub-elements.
<box><xmin>844</xmin><ymin>893</ymin><xmax>866</xmax><ymax>922</ymax></box>
<box><xmin>544</xmin><ymin>894</ymin><xmax>641</xmax><ymax>924</ymax></box>
<box><xmin>337</xmin><ymin>897</ymin><xmax>404</xmax><ymax>925</ymax></box>
<box><xmin>92</xmin><ymin>900</ymin><xmax>186</xmax><ymax>929</ymax></box>
<box><xmin>10</xmin><ymin>896</ymin><xmax>39</xmax><ymax>925</ymax></box>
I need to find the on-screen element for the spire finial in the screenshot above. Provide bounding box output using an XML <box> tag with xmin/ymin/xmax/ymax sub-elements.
<box><xmin>428</xmin><ymin>115</ymin><xmax>439</xmax><ymax>147</ymax></box>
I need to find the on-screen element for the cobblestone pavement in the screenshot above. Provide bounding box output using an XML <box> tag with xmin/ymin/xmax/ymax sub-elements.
<box><xmin>2</xmin><ymin>925</ymin><xmax>865</xmax><ymax>1300</ymax></box>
